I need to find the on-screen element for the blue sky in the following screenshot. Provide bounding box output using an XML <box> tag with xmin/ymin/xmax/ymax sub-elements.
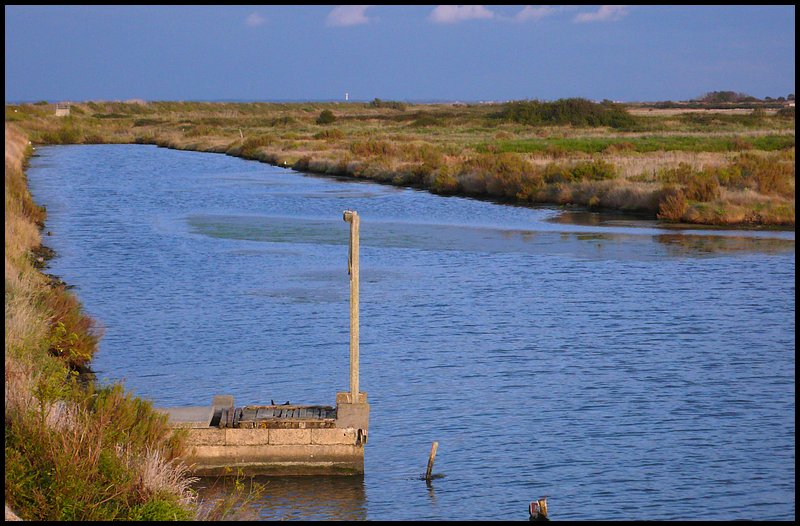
<box><xmin>4</xmin><ymin>5</ymin><xmax>795</xmax><ymax>103</ymax></box>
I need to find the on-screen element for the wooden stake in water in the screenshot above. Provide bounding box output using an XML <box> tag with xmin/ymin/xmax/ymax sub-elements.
<box><xmin>343</xmin><ymin>210</ymin><xmax>360</xmax><ymax>400</ymax></box>
<box><xmin>529</xmin><ymin>496</ymin><xmax>549</xmax><ymax>521</ymax></box>
<box><xmin>425</xmin><ymin>441</ymin><xmax>439</xmax><ymax>482</ymax></box>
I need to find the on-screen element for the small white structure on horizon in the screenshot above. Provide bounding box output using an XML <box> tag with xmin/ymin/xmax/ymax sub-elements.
<box><xmin>345</xmin><ymin>92</ymin><xmax>349</xmax><ymax>102</ymax></box>
<box><xmin>55</xmin><ymin>103</ymin><xmax>70</xmax><ymax>117</ymax></box>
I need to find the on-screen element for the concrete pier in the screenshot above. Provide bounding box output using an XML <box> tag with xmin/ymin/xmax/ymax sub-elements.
<box><xmin>160</xmin><ymin>211</ymin><xmax>369</xmax><ymax>476</ymax></box>
<box><xmin>161</xmin><ymin>393</ymin><xmax>369</xmax><ymax>476</ymax></box>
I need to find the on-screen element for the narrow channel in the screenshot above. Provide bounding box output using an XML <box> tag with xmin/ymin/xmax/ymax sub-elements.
<box><xmin>26</xmin><ymin>144</ymin><xmax>795</xmax><ymax>520</ymax></box>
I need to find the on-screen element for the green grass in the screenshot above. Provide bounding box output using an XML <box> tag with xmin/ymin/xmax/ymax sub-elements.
<box><xmin>485</xmin><ymin>134</ymin><xmax>796</xmax><ymax>154</ymax></box>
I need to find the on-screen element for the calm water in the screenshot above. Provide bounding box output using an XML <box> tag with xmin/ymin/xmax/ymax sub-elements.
<box><xmin>27</xmin><ymin>145</ymin><xmax>795</xmax><ymax>521</ymax></box>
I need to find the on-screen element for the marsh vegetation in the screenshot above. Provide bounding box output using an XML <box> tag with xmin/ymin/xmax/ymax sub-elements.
<box><xmin>6</xmin><ymin>97</ymin><xmax>794</xmax><ymax>227</ymax></box>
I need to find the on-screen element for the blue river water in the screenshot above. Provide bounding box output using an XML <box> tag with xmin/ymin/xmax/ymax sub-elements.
<box><xmin>26</xmin><ymin>144</ymin><xmax>795</xmax><ymax>520</ymax></box>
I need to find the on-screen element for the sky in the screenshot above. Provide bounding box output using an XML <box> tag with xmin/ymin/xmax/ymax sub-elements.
<box><xmin>4</xmin><ymin>5</ymin><xmax>796</xmax><ymax>103</ymax></box>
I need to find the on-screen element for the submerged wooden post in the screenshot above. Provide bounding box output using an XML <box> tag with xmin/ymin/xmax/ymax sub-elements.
<box><xmin>425</xmin><ymin>441</ymin><xmax>439</xmax><ymax>482</ymax></box>
<box><xmin>343</xmin><ymin>210</ymin><xmax>360</xmax><ymax>400</ymax></box>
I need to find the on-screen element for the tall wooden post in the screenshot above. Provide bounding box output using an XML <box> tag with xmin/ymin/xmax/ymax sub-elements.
<box><xmin>343</xmin><ymin>210</ymin><xmax>360</xmax><ymax>399</ymax></box>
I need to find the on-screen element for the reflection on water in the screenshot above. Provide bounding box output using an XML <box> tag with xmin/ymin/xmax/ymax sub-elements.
<box><xmin>194</xmin><ymin>476</ymin><xmax>367</xmax><ymax>521</ymax></box>
<box><xmin>547</xmin><ymin>208</ymin><xmax>656</xmax><ymax>227</ymax></box>
<box><xmin>550</xmin><ymin>208</ymin><xmax>796</xmax><ymax>235</ymax></box>
<box><xmin>654</xmin><ymin>233</ymin><xmax>795</xmax><ymax>256</ymax></box>
<box><xmin>189</xmin><ymin>214</ymin><xmax>795</xmax><ymax>260</ymax></box>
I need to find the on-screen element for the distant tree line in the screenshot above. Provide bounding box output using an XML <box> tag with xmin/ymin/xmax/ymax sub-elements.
<box><xmin>696</xmin><ymin>91</ymin><xmax>759</xmax><ymax>103</ymax></box>
<box><xmin>650</xmin><ymin>91</ymin><xmax>794</xmax><ymax>110</ymax></box>
<box><xmin>693</xmin><ymin>91</ymin><xmax>794</xmax><ymax>104</ymax></box>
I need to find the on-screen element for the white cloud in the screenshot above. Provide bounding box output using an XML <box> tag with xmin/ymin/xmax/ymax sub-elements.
<box><xmin>515</xmin><ymin>5</ymin><xmax>559</xmax><ymax>22</ymax></box>
<box><xmin>515</xmin><ymin>5</ymin><xmax>579</xmax><ymax>22</ymax></box>
<box><xmin>326</xmin><ymin>5</ymin><xmax>374</xmax><ymax>27</ymax></box>
<box><xmin>429</xmin><ymin>5</ymin><xmax>496</xmax><ymax>24</ymax></box>
<box><xmin>574</xmin><ymin>5</ymin><xmax>630</xmax><ymax>23</ymax></box>
<box><xmin>245</xmin><ymin>12</ymin><xmax>265</xmax><ymax>27</ymax></box>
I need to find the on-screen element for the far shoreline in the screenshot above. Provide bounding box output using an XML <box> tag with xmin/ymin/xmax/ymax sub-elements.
<box><xmin>32</xmin><ymin>140</ymin><xmax>796</xmax><ymax>236</ymax></box>
<box><xmin>11</xmin><ymin>99</ymin><xmax>795</xmax><ymax>229</ymax></box>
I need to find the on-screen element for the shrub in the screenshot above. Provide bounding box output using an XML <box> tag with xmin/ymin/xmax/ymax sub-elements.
<box><xmin>316</xmin><ymin>110</ymin><xmax>336</xmax><ymax>125</ymax></box>
<box><xmin>270</xmin><ymin>116</ymin><xmax>297</xmax><ymax>127</ymax></box>
<box><xmin>657</xmin><ymin>187</ymin><xmax>688</xmax><ymax>221</ymax></box>
<box><xmin>5</xmin><ymin>107</ymin><xmax>26</xmax><ymax>121</ymax></box>
<box><xmin>368</xmin><ymin>98</ymin><xmax>407</xmax><ymax>111</ymax></box>
<box><xmin>418</xmin><ymin>144</ymin><xmax>445</xmax><ymax>169</ymax></box>
<box><xmin>184</xmin><ymin>124</ymin><xmax>212</xmax><ymax>137</ymax></box>
<box><xmin>730</xmin><ymin>152</ymin><xmax>795</xmax><ymax>198</ymax></box>
<box><xmin>431</xmin><ymin>166</ymin><xmax>459</xmax><ymax>193</ymax></box>
<box><xmin>83</xmin><ymin>134</ymin><xmax>105</xmax><ymax>144</ymax></box>
<box><xmin>41</xmin><ymin>125</ymin><xmax>83</xmax><ymax>145</ymax></box>
<box><xmin>410</xmin><ymin>114</ymin><xmax>442</xmax><ymax>127</ymax></box>
<box><xmin>571</xmin><ymin>160</ymin><xmax>617</xmax><ymax>181</ymax></box>
<box><xmin>657</xmin><ymin>163</ymin><xmax>695</xmax><ymax>185</ymax></box>
<box><xmin>454</xmin><ymin>153</ymin><xmax>545</xmax><ymax>199</ymax></box>
<box><xmin>684</xmin><ymin>169</ymin><xmax>721</xmax><ymax>201</ymax></box>
<box><xmin>313</xmin><ymin>128</ymin><xmax>345</xmax><ymax>141</ymax></box>
<box><xmin>542</xmin><ymin>163</ymin><xmax>572</xmax><ymax>184</ymax></box>
<box><xmin>240</xmin><ymin>134</ymin><xmax>277</xmax><ymax>157</ymax></box>
<box><xmin>656</xmin><ymin>163</ymin><xmax>721</xmax><ymax>202</ymax></box>
<box><xmin>349</xmin><ymin>139</ymin><xmax>395</xmax><ymax>157</ymax></box>
<box><xmin>43</xmin><ymin>286</ymin><xmax>100</xmax><ymax>371</ymax></box>
<box><xmin>499</xmin><ymin>98</ymin><xmax>637</xmax><ymax>129</ymax></box>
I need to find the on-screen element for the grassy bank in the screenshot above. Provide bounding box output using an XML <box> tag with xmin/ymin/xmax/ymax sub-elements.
<box><xmin>4</xmin><ymin>123</ymin><xmax>196</xmax><ymax>520</ymax></box>
<box><xmin>6</xmin><ymin>98</ymin><xmax>795</xmax><ymax>226</ymax></box>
